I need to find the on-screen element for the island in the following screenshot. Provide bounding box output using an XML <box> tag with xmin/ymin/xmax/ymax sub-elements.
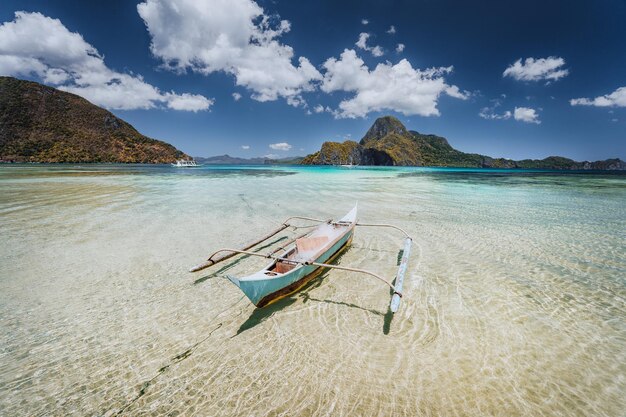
<box><xmin>301</xmin><ymin>116</ymin><xmax>625</xmax><ymax>170</ymax></box>
<box><xmin>0</xmin><ymin>77</ymin><xmax>188</xmax><ymax>163</ymax></box>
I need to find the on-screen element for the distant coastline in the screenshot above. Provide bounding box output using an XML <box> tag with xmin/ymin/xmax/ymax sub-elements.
<box><xmin>300</xmin><ymin>116</ymin><xmax>626</xmax><ymax>171</ymax></box>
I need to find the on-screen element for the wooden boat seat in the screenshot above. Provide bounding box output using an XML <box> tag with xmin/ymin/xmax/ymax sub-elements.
<box><xmin>296</xmin><ymin>236</ymin><xmax>329</xmax><ymax>253</ymax></box>
<box><xmin>274</xmin><ymin>262</ymin><xmax>295</xmax><ymax>273</ymax></box>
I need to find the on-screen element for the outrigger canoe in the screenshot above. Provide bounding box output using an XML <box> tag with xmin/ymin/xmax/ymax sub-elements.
<box><xmin>190</xmin><ymin>204</ymin><xmax>413</xmax><ymax>312</ymax></box>
<box><xmin>229</xmin><ymin>205</ymin><xmax>357</xmax><ymax>307</ymax></box>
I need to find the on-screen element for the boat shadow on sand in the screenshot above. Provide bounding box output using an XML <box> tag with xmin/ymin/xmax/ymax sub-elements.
<box><xmin>233</xmin><ymin>249</ymin><xmax>397</xmax><ymax>336</ymax></box>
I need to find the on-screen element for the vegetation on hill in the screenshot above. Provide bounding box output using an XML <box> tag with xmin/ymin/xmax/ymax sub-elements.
<box><xmin>0</xmin><ymin>77</ymin><xmax>188</xmax><ymax>163</ymax></box>
<box><xmin>302</xmin><ymin>116</ymin><xmax>625</xmax><ymax>170</ymax></box>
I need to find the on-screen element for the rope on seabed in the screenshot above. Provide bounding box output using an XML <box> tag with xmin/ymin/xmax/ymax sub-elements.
<box><xmin>111</xmin><ymin>296</ymin><xmax>246</xmax><ymax>416</ymax></box>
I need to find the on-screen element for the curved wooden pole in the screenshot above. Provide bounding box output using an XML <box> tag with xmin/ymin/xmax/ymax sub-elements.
<box><xmin>282</xmin><ymin>215</ymin><xmax>328</xmax><ymax>224</ymax></box>
<box><xmin>189</xmin><ymin>223</ymin><xmax>289</xmax><ymax>272</ymax></box>
<box><xmin>189</xmin><ymin>248</ymin><xmax>400</xmax><ymax>296</ymax></box>
<box><xmin>355</xmin><ymin>222</ymin><xmax>412</xmax><ymax>240</ymax></box>
<box><xmin>305</xmin><ymin>261</ymin><xmax>399</xmax><ymax>294</ymax></box>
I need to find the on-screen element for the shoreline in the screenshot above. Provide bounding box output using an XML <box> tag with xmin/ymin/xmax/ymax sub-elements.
<box><xmin>1</xmin><ymin>161</ymin><xmax>626</xmax><ymax>172</ymax></box>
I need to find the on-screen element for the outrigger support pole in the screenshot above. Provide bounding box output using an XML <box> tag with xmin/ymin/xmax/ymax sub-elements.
<box><xmin>390</xmin><ymin>237</ymin><xmax>412</xmax><ymax>313</ymax></box>
<box><xmin>190</xmin><ymin>216</ymin><xmax>332</xmax><ymax>273</ymax></box>
<box><xmin>189</xmin><ymin>223</ymin><xmax>289</xmax><ymax>272</ymax></box>
<box><xmin>188</xmin><ymin>247</ymin><xmax>400</xmax><ymax>295</ymax></box>
<box><xmin>355</xmin><ymin>222</ymin><xmax>412</xmax><ymax>240</ymax></box>
<box><xmin>303</xmin><ymin>260</ymin><xmax>398</xmax><ymax>293</ymax></box>
<box><xmin>354</xmin><ymin>222</ymin><xmax>413</xmax><ymax>313</ymax></box>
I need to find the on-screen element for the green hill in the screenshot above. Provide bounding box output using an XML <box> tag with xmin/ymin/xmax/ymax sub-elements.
<box><xmin>0</xmin><ymin>77</ymin><xmax>188</xmax><ymax>163</ymax></box>
<box><xmin>301</xmin><ymin>116</ymin><xmax>625</xmax><ymax>170</ymax></box>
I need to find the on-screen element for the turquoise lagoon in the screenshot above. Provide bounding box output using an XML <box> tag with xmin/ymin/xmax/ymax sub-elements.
<box><xmin>0</xmin><ymin>164</ymin><xmax>625</xmax><ymax>416</ymax></box>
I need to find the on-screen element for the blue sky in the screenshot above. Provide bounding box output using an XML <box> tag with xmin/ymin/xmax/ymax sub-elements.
<box><xmin>0</xmin><ymin>0</ymin><xmax>624</xmax><ymax>161</ymax></box>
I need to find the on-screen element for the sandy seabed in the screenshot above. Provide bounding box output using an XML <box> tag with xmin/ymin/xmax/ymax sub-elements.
<box><xmin>1</xmin><ymin>164</ymin><xmax>625</xmax><ymax>416</ymax></box>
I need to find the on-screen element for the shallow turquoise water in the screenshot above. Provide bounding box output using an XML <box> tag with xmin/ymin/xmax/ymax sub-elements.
<box><xmin>0</xmin><ymin>164</ymin><xmax>625</xmax><ymax>416</ymax></box>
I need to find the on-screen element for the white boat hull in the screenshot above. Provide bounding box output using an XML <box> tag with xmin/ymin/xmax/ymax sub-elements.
<box><xmin>228</xmin><ymin>205</ymin><xmax>357</xmax><ymax>307</ymax></box>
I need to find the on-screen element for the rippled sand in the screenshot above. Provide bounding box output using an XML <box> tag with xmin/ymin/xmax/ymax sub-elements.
<box><xmin>0</xmin><ymin>165</ymin><xmax>625</xmax><ymax>416</ymax></box>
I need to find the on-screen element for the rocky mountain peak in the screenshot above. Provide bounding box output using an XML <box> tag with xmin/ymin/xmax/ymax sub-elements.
<box><xmin>360</xmin><ymin>116</ymin><xmax>408</xmax><ymax>145</ymax></box>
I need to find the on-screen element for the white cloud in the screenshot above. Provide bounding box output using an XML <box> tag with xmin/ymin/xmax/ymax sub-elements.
<box><xmin>355</xmin><ymin>33</ymin><xmax>384</xmax><ymax>57</ymax></box>
<box><xmin>232</xmin><ymin>92</ymin><xmax>242</xmax><ymax>101</ymax></box>
<box><xmin>269</xmin><ymin>142</ymin><xmax>292</xmax><ymax>151</ymax></box>
<box><xmin>503</xmin><ymin>56</ymin><xmax>568</xmax><ymax>82</ymax></box>
<box><xmin>137</xmin><ymin>0</ymin><xmax>321</xmax><ymax>107</ymax></box>
<box><xmin>165</xmin><ymin>92</ymin><xmax>214</xmax><ymax>112</ymax></box>
<box><xmin>479</xmin><ymin>108</ymin><xmax>511</xmax><ymax>120</ymax></box>
<box><xmin>480</xmin><ymin>99</ymin><xmax>540</xmax><ymax>124</ymax></box>
<box><xmin>321</xmin><ymin>49</ymin><xmax>467</xmax><ymax>119</ymax></box>
<box><xmin>263</xmin><ymin>153</ymin><xmax>279</xmax><ymax>159</ymax></box>
<box><xmin>312</xmin><ymin>104</ymin><xmax>332</xmax><ymax>114</ymax></box>
<box><xmin>570</xmin><ymin>86</ymin><xmax>626</xmax><ymax>107</ymax></box>
<box><xmin>396</xmin><ymin>43</ymin><xmax>405</xmax><ymax>53</ymax></box>
<box><xmin>370</xmin><ymin>46</ymin><xmax>384</xmax><ymax>57</ymax></box>
<box><xmin>241</xmin><ymin>145</ymin><xmax>250</xmax><ymax>149</ymax></box>
<box><xmin>514</xmin><ymin>106</ymin><xmax>541</xmax><ymax>124</ymax></box>
<box><xmin>445</xmin><ymin>85</ymin><xmax>467</xmax><ymax>99</ymax></box>
<box><xmin>43</xmin><ymin>68</ymin><xmax>69</xmax><ymax>84</ymax></box>
<box><xmin>355</xmin><ymin>33</ymin><xmax>369</xmax><ymax>50</ymax></box>
<box><xmin>361</xmin><ymin>19</ymin><xmax>369</xmax><ymax>25</ymax></box>
<box><xmin>479</xmin><ymin>97</ymin><xmax>510</xmax><ymax>120</ymax></box>
<box><xmin>0</xmin><ymin>11</ymin><xmax>211</xmax><ymax>111</ymax></box>
<box><xmin>387</xmin><ymin>25</ymin><xmax>396</xmax><ymax>34</ymax></box>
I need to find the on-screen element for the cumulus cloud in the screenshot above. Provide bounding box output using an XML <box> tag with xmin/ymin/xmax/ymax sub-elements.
<box><xmin>321</xmin><ymin>49</ymin><xmax>467</xmax><ymax>119</ymax></box>
<box><xmin>164</xmin><ymin>92</ymin><xmax>213</xmax><ymax>112</ymax></box>
<box><xmin>0</xmin><ymin>11</ymin><xmax>211</xmax><ymax>111</ymax></box>
<box><xmin>514</xmin><ymin>106</ymin><xmax>541</xmax><ymax>124</ymax></box>
<box><xmin>269</xmin><ymin>142</ymin><xmax>292</xmax><ymax>151</ymax></box>
<box><xmin>479</xmin><ymin>108</ymin><xmax>511</xmax><ymax>120</ymax></box>
<box><xmin>396</xmin><ymin>43</ymin><xmax>405</xmax><ymax>53</ymax></box>
<box><xmin>479</xmin><ymin>97</ymin><xmax>511</xmax><ymax>120</ymax></box>
<box><xmin>503</xmin><ymin>56</ymin><xmax>568</xmax><ymax>82</ymax></box>
<box><xmin>137</xmin><ymin>0</ymin><xmax>321</xmax><ymax>107</ymax></box>
<box><xmin>480</xmin><ymin>98</ymin><xmax>540</xmax><ymax>124</ymax></box>
<box><xmin>387</xmin><ymin>25</ymin><xmax>396</xmax><ymax>34</ymax></box>
<box><xmin>355</xmin><ymin>33</ymin><xmax>369</xmax><ymax>50</ymax></box>
<box><xmin>355</xmin><ymin>33</ymin><xmax>384</xmax><ymax>57</ymax></box>
<box><xmin>370</xmin><ymin>46</ymin><xmax>384</xmax><ymax>58</ymax></box>
<box><xmin>313</xmin><ymin>104</ymin><xmax>332</xmax><ymax>114</ymax></box>
<box><xmin>241</xmin><ymin>145</ymin><xmax>250</xmax><ymax>149</ymax></box>
<box><xmin>361</xmin><ymin>19</ymin><xmax>369</xmax><ymax>25</ymax></box>
<box><xmin>570</xmin><ymin>86</ymin><xmax>626</xmax><ymax>107</ymax></box>
<box><xmin>232</xmin><ymin>92</ymin><xmax>242</xmax><ymax>101</ymax></box>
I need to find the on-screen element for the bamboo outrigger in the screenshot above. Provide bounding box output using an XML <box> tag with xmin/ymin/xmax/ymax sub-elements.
<box><xmin>190</xmin><ymin>205</ymin><xmax>413</xmax><ymax>312</ymax></box>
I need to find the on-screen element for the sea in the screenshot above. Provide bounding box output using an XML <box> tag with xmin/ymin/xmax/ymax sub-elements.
<box><xmin>0</xmin><ymin>164</ymin><xmax>625</xmax><ymax>416</ymax></box>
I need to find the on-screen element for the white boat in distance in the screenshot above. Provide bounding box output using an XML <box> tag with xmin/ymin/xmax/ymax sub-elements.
<box><xmin>339</xmin><ymin>156</ymin><xmax>357</xmax><ymax>168</ymax></box>
<box><xmin>171</xmin><ymin>159</ymin><xmax>200</xmax><ymax>167</ymax></box>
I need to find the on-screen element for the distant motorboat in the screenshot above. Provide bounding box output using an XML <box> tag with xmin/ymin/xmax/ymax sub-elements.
<box><xmin>171</xmin><ymin>159</ymin><xmax>200</xmax><ymax>167</ymax></box>
<box><xmin>339</xmin><ymin>156</ymin><xmax>357</xmax><ymax>168</ymax></box>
